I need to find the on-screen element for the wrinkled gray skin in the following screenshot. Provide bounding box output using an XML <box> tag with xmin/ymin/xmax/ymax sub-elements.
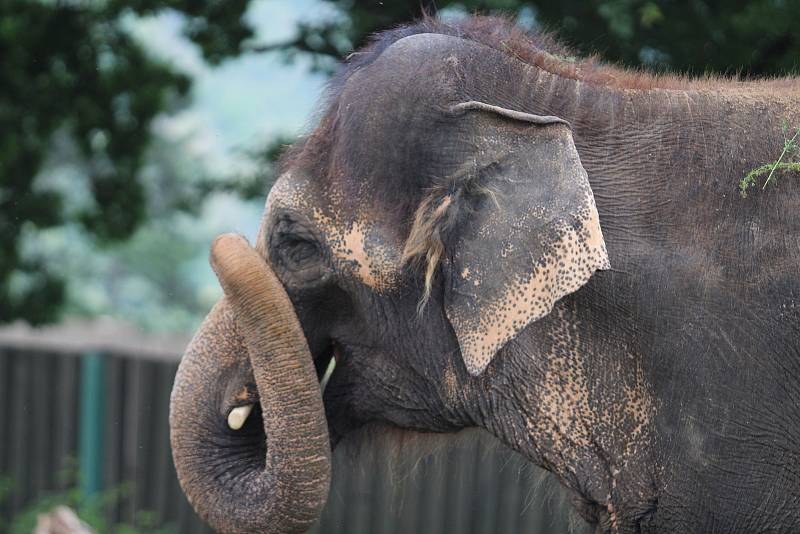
<box><xmin>171</xmin><ymin>18</ymin><xmax>800</xmax><ymax>534</ymax></box>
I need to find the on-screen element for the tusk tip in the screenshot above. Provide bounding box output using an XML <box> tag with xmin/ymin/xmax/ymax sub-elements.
<box><xmin>320</xmin><ymin>357</ymin><xmax>337</xmax><ymax>393</ymax></box>
<box><xmin>227</xmin><ymin>404</ymin><xmax>254</xmax><ymax>430</ymax></box>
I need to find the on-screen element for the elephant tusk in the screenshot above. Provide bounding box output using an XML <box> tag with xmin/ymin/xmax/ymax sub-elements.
<box><xmin>320</xmin><ymin>357</ymin><xmax>336</xmax><ymax>393</ymax></box>
<box><xmin>228</xmin><ymin>404</ymin><xmax>254</xmax><ymax>430</ymax></box>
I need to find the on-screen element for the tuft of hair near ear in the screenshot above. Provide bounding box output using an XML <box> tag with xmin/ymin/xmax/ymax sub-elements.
<box><xmin>402</xmin><ymin>166</ymin><xmax>502</xmax><ymax>315</ymax></box>
<box><xmin>402</xmin><ymin>194</ymin><xmax>454</xmax><ymax>314</ymax></box>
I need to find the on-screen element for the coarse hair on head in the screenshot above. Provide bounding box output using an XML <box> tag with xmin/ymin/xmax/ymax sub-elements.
<box><xmin>280</xmin><ymin>11</ymin><xmax>799</xmax><ymax>186</ymax></box>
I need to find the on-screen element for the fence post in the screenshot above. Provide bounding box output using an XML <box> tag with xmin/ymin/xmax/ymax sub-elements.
<box><xmin>79</xmin><ymin>351</ymin><xmax>105</xmax><ymax>498</ymax></box>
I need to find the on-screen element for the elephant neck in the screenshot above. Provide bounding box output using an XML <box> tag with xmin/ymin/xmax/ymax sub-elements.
<box><xmin>520</xmin><ymin>64</ymin><xmax>800</xmax><ymax>236</ymax></box>
<box><xmin>467</xmin><ymin>298</ymin><xmax>659</xmax><ymax>531</ymax></box>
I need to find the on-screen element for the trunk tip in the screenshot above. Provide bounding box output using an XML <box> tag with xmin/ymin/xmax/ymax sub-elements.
<box><xmin>210</xmin><ymin>233</ymin><xmax>252</xmax><ymax>274</ymax></box>
<box><xmin>211</xmin><ymin>232</ymin><xmax>249</xmax><ymax>255</ymax></box>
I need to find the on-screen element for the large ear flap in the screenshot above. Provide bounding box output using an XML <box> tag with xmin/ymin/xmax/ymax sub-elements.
<box><xmin>423</xmin><ymin>101</ymin><xmax>609</xmax><ymax>375</ymax></box>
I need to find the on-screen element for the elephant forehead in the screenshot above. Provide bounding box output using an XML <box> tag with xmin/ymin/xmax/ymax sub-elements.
<box><xmin>265</xmin><ymin>173</ymin><xmax>402</xmax><ymax>291</ymax></box>
<box><xmin>311</xmin><ymin>208</ymin><xmax>402</xmax><ymax>291</ymax></box>
<box><xmin>265</xmin><ymin>172</ymin><xmax>316</xmax><ymax>212</ymax></box>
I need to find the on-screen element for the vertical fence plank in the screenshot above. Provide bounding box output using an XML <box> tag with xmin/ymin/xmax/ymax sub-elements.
<box><xmin>392</xmin><ymin>461</ymin><xmax>420</xmax><ymax>534</ymax></box>
<box><xmin>31</xmin><ymin>353</ymin><xmax>50</xmax><ymax>496</ymax></box>
<box><xmin>152</xmin><ymin>363</ymin><xmax>174</xmax><ymax>526</ymax></box>
<box><xmin>9</xmin><ymin>350</ymin><xmax>32</xmax><ymax>515</ymax></box>
<box><xmin>0</xmin><ymin>350</ymin><xmax>11</xmax><ymax>470</ymax></box>
<box><xmin>495</xmin><ymin>451</ymin><xmax>524</xmax><ymax>534</ymax></box>
<box><xmin>121</xmin><ymin>357</ymin><xmax>143</xmax><ymax>524</ymax></box>
<box><xmin>367</xmin><ymin>452</ymin><xmax>394</xmax><ymax>534</ymax></box>
<box><xmin>442</xmin><ymin>437</ymin><xmax>475</xmax><ymax>534</ymax></box>
<box><xmin>322</xmin><ymin>450</ymin><xmax>349</xmax><ymax>533</ymax></box>
<box><xmin>417</xmin><ymin>454</ymin><xmax>447</xmax><ymax>534</ymax></box>
<box><xmin>0</xmin><ymin>349</ymin><xmax>13</xmax><ymax>526</ymax></box>
<box><xmin>135</xmin><ymin>360</ymin><xmax>157</xmax><ymax>516</ymax></box>
<box><xmin>345</xmin><ymin>456</ymin><xmax>373</xmax><ymax>534</ymax></box>
<box><xmin>103</xmin><ymin>355</ymin><xmax>125</xmax><ymax>524</ymax></box>
<box><xmin>475</xmin><ymin>437</ymin><xmax>494</xmax><ymax>534</ymax></box>
<box><xmin>54</xmin><ymin>354</ymin><xmax>80</xmax><ymax>490</ymax></box>
<box><xmin>79</xmin><ymin>352</ymin><xmax>105</xmax><ymax>498</ymax></box>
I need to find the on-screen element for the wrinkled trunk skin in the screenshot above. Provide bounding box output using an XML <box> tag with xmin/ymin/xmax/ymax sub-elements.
<box><xmin>170</xmin><ymin>234</ymin><xmax>331</xmax><ymax>533</ymax></box>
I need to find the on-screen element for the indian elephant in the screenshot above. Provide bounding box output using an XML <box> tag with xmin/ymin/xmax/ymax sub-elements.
<box><xmin>169</xmin><ymin>16</ymin><xmax>800</xmax><ymax>534</ymax></box>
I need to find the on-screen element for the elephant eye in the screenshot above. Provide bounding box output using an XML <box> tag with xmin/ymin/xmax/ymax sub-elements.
<box><xmin>269</xmin><ymin>215</ymin><xmax>329</xmax><ymax>286</ymax></box>
<box><xmin>279</xmin><ymin>235</ymin><xmax>319</xmax><ymax>266</ymax></box>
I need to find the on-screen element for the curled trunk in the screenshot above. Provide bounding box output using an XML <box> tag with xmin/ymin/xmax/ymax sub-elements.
<box><xmin>170</xmin><ymin>234</ymin><xmax>331</xmax><ymax>533</ymax></box>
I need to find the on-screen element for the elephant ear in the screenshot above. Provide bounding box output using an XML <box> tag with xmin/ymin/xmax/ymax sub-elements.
<box><xmin>427</xmin><ymin>101</ymin><xmax>609</xmax><ymax>375</ymax></box>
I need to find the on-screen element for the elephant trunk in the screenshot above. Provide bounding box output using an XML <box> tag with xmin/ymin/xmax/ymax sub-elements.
<box><xmin>170</xmin><ymin>234</ymin><xmax>331</xmax><ymax>534</ymax></box>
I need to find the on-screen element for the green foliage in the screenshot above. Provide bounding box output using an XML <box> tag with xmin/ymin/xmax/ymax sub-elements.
<box><xmin>0</xmin><ymin>0</ymin><xmax>255</xmax><ymax>325</ymax></box>
<box><xmin>254</xmin><ymin>1</ymin><xmax>800</xmax><ymax>76</ymax></box>
<box><xmin>14</xmin><ymin>125</ymin><xmax>238</xmax><ymax>333</ymax></box>
<box><xmin>0</xmin><ymin>479</ymin><xmax>174</xmax><ymax>534</ymax></box>
<box><xmin>533</xmin><ymin>0</ymin><xmax>800</xmax><ymax>74</ymax></box>
<box><xmin>228</xmin><ymin>135</ymin><xmax>296</xmax><ymax>200</ymax></box>
<box><xmin>740</xmin><ymin>123</ymin><xmax>800</xmax><ymax>197</ymax></box>
<box><xmin>0</xmin><ymin>476</ymin><xmax>12</xmax><ymax>506</ymax></box>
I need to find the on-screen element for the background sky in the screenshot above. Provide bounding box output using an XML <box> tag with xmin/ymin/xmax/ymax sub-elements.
<box><xmin>132</xmin><ymin>0</ymin><xmax>335</xmax><ymax>177</ymax></box>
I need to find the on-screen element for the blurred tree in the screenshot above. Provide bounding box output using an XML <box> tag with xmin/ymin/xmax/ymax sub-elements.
<box><xmin>0</xmin><ymin>0</ymin><xmax>255</xmax><ymax>324</ymax></box>
<box><xmin>35</xmin><ymin>128</ymin><xmax>227</xmax><ymax>334</ymax></box>
<box><xmin>532</xmin><ymin>0</ymin><xmax>800</xmax><ymax>75</ymax></box>
<box><xmin>254</xmin><ymin>0</ymin><xmax>799</xmax><ymax>76</ymax></box>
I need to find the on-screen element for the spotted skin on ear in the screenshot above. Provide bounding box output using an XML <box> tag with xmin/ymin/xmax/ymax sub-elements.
<box><xmin>443</xmin><ymin>118</ymin><xmax>609</xmax><ymax>375</ymax></box>
<box><xmin>448</xmin><ymin>201</ymin><xmax>608</xmax><ymax>375</ymax></box>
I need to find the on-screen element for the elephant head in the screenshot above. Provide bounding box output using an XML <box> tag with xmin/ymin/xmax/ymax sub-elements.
<box><xmin>170</xmin><ymin>27</ymin><xmax>613</xmax><ymax>534</ymax></box>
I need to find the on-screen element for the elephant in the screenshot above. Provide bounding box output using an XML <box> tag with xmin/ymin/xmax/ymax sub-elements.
<box><xmin>169</xmin><ymin>15</ymin><xmax>800</xmax><ymax>534</ymax></box>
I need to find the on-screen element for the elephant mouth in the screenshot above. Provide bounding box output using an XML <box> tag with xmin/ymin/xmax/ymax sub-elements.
<box><xmin>225</xmin><ymin>344</ymin><xmax>339</xmax><ymax>434</ymax></box>
<box><xmin>315</xmin><ymin>342</ymin><xmax>339</xmax><ymax>391</ymax></box>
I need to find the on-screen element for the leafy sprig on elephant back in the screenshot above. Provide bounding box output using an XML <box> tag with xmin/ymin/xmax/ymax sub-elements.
<box><xmin>740</xmin><ymin>122</ymin><xmax>800</xmax><ymax>197</ymax></box>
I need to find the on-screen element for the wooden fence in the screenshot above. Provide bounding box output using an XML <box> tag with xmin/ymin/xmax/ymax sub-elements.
<box><xmin>0</xmin><ymin>346</ymin><xmax>581</xmax><ymax>533</ymax></box>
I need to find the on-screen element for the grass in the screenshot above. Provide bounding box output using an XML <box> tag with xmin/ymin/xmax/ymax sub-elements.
<box><xmin>740</xmin><ymin>122</ymin><xmax>800</xmax><ymax>197</ymax></box>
